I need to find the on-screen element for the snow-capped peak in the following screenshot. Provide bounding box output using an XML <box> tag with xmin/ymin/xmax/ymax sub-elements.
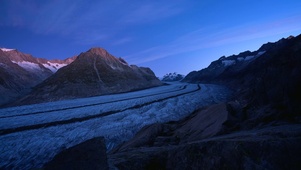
<box><xmin>162</xmin><ymin>72</ymin><xmax>185</xmax><ymax>81</ymax></box>
<box><xmin>0</xmin><ymin>48</ymin><xmax>15</xmax><ymax>52</ymax></box>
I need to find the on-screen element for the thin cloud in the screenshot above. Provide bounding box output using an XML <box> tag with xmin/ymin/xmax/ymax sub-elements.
<box><xmin>1</xmin><ymin>0</ymin><xmax>187</xmax><ymax>45</ymax></box>
<box><xmin>121</xmin><ymin>2</ymin><xmax>183</xmax><ymax>24</ymax></box>
<box><xmin>2</xmin><ymin>0</ymin><xmax>86</xmax><ymax>34</ymax></box>
<box><xmin>74</xmin><ymin>33</ymin><xmax>108</xmax><ymax>45</ymax></box>
<box><xmin>112</xmin><ymin>37</ymin><xmax>132</xmax><ymax>45</ymax></box>
<box><xmin>126</xmin><ymin>14</ymin><xmax>301</xmax><ymax>64</ymax></box>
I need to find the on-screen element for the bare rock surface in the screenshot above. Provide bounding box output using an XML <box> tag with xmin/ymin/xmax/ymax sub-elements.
<box><xmin>109</xmin><ymin>113</ymin><xmax>301</xmax><ymax>170</ymax></box>
<box><xmin>44</xmin><ymin>137</ymin><xmax>109</xmax><ymax>170</ymax></box>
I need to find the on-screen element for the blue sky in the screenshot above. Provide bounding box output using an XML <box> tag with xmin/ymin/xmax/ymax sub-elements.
<box><xmin>1</xmin><ymin>0</ymin><xmax>301</xmax><ymax>77</ymax></box>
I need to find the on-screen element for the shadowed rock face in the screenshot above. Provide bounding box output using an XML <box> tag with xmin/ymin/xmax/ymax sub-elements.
<box><xmin>44</xmin><ymin>137</ymin><xmax>109</xmax><ymax>170</ymax></box>
<box><xmin>13</xmin><ymin>47</ymin><xmax>163</xmax><ymax>105</ymax></box>
<box><xmin>183</xmin><ymin>34</ymin><xmax>301</xmax><ymax>125</ymax></box>
<box><xmin>111</xmin><ymin>103</ymin><xmax>229</xmax><ymax>154</ymax></box>
<box><xmin>109</xmin><ymin>104</ymin><xmax>301</xmax><ymax>170</ymax></box>
<box><xmin>0</xmin><ymin>50</ymin><xmax>36</xmax><ymax>105</ymax></box>
<box><xmin>111</xmin><ymin>138</ymin><xmax>301</xmax><ymax>170</ymax></box>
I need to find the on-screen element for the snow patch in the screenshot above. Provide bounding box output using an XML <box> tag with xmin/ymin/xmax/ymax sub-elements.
<box><xmin>43</xmin><ymin>62</ymin><xmax>67</xmax><ymax>73</ymax></box>
<box><xmin>108</xmin><ymin>63</ymin><xmax>124</xmax><ymax>71</ymax></box>
<box><xmin>109</xmin><ymin>64</ymin><xmax>119</xmax><ymax>70</ymax></box>
<box><xmin>0</xmin><ymin>48</ymin><xmax>15</xmax><ymax>52</ymax></box>
<box><xmin>12</xmin><ymin>61</ymin><xmax>41</xmax><ymax>71</ymax></box>
<box><xmin>245</xmin><ymin>56</ymin><xmax>254</xmax><ymax>61</ymax></box>
<box><xmin>222</xmin><ymin>60</ymin><xmax>236</xmax><ymax>66</ymax></box>
<box><xmin>237</xmin><ymin>51</ymin><xmax>265</xmax><ymax>62</ymax></box>
<box><xmin>237</xmin><ymin>57</ymin><xmax>244</xmax><ymax>61</ymax></box>
<box><xmin>256</xmin><ymin>51</ymin><xmax>266</xmax><ymax>57</ymax></box>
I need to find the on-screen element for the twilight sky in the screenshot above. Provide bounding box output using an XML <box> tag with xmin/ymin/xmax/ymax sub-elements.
<box><xmin>1</xmin><ymin>0</ymin><xmax>301</xmax><ymax>77</ymax></box>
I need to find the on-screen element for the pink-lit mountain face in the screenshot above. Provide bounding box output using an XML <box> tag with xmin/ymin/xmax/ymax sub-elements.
<box><xmin>0</xmin><ymin>48</ymin><xmax>76</xmax><ymax>106</ymax></box>
<box><xmin>11</xmin><ymin>47</ymin><xmax>163</xmax><ymax>106</ymax></box>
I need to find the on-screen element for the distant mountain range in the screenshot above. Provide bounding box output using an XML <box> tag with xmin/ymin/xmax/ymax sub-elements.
<box><xmin>161</xmin><ymin>72</ymin><xmax>184</xmax><ymax>82</ymax></box>
<box><xmin>0</xmin><ymin>47</ymin><xmax>162</xmax><ymax>106</ymax></box>
<box><xmin>0</xmin><ymin>48</ymin><xmax>76</xmax><ymax>106</ymax></box>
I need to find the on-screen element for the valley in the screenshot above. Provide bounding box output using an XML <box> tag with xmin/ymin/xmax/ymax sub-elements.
<box><xmin>1</xmin><ymin>1</ymin><xmax>301</xmax><ymax>169</ymax></box>
<box><xmin>0</xmin><ymin>82</ymin><xmax>231</xmax><ymax>169</ymax></box>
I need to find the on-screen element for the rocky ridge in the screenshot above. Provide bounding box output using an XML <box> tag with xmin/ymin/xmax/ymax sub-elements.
<box><xmin>0</xmin><ymin>48</ymin><xmax>75</xmax><ymax>106</ymax></box>
<box><xmin>13</xmin><ymin>47</ymin><xmax>163</xmax><ymax>105</ymax></box>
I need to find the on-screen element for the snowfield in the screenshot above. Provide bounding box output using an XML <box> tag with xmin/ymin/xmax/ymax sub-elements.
<box><xmin>0</xmin><ymin>83</ymin><xmax>231</xmax><ymax>169</ymax></box>
<box><xmin>11</xmin><ymin>61</ymin><xmax>41</xmax><ymax>72</ymax></box>
<box><xmin>42</xmin><ymin>62</ymin><xmax>67</xmax><ymax>73</ymax></box>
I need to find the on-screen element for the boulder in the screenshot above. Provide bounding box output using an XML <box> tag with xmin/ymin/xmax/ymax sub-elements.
<box><xmin>44</xmin><ymin>137</ymin><xmax>109</xmax><ymax>170</ymax></box>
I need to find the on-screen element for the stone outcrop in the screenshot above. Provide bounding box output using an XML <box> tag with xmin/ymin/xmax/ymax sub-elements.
<box><xmin>44</xmin><ymin>137</ymin><xmax>109</xmax><ymax>170</ymax></box>
<box><xmin>109</xmin><ymin>104</ymin><xmax>301</xmax><ymax>170</ymax></box>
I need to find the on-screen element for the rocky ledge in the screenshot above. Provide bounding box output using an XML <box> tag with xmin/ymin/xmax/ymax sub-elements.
<box><xmin>108</xmin><ymin>103</ymin><xmax>301</xmax><ymax>169</ymax></box>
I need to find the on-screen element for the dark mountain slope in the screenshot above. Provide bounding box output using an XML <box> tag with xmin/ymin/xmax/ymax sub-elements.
<box><xmin>107</xmin><ymin>35</ymin><xmax>301</xmax><ymax>169</ymax></box>
<box><xmin>0</xmin><ymin>49</ymin><xmax>52</xmax><ymax>106</ymax></box>
<box><xmin>183</xmin><ymin>35</ymin><xmax>301</xmax><ymax>124</ymax></box>
<box><xmin>14</xmin><ymin>47</ymin><xmax>163</xmax><ymax>105</ymax></box>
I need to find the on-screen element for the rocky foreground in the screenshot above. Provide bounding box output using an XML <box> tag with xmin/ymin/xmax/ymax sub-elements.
<box><xmin>44</xmin><ymin>102</ymin><xmax>301</xmax><ymax>170</ymax></box>
<box><xmin>108</xmin><ymin>103</ymin><xmax>301</xmax><ymax>169</ymax></box>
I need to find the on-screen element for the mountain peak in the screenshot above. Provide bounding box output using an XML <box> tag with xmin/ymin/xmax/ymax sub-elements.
<box><xmin>13</xmin><ymin>47</ymin><xmax>163</xmax><ymax>105</ymax></box>
<box><xmin>79</xmin><ymin>47</ymin><xmax>128</xmax><ymax>66</ymax></box>
<box><xmin>87</xmin><ymin>47</ymin><xmax>109</xmax><ymax>56</ymax></box>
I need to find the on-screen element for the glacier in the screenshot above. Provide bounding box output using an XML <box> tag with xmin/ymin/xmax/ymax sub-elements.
<box><xmin>0</xmin><ymin>83</ymin><xmax>231</xmax><ymax>169</ymax></box>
